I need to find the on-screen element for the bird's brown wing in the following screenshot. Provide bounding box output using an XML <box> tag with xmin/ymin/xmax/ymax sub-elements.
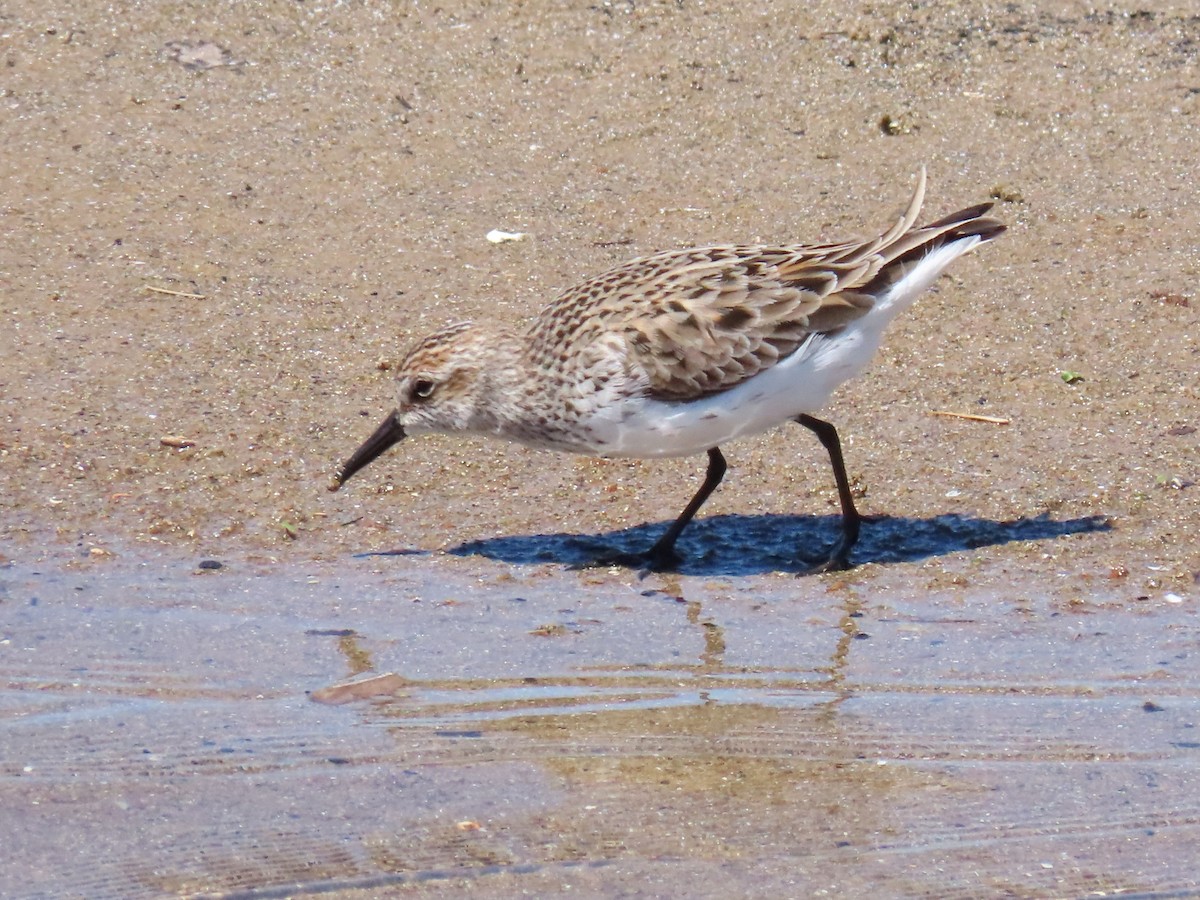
<box><xmin>607</xmin><ymin>246</ymin><xmax>880</xmax><ymax>400</ymax></box>
<box><xmin>529</xmin><ymin>170</ymin><xmax>1003</xmax><ymax>401</ymax></box>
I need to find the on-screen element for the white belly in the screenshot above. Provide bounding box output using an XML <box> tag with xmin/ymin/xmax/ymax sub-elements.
<box><xmin>589</xmin><ymin>325</ymin><xmax>881</xmax><ymax>458</ymax></box>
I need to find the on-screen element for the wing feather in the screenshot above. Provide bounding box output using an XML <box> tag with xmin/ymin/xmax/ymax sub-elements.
<box><xmin>527</xmin><ymin>169</ymin><xmax>1004</xmax><ymax>402</ymax></box>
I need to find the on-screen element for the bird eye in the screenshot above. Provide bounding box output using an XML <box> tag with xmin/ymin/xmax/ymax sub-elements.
<box><xmin>412</xmin><ymin>379</ymin><xmax>436</xmax><ymax>401</ymax></box>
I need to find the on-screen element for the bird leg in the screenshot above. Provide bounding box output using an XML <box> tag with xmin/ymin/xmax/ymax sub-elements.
<box><xmin>794</xmin><ymin>414</ymin><xmax>862</xmax><ymax>571</ymax></box>
<box><xmin>574</xmin><ymin>447</ymin><xmax>727</xmax><ymax>572</ymax></box>
<box><xmin>638</xmin><ymin>446</ymin><xmax>728</xmax><ymax>570</ymax></box>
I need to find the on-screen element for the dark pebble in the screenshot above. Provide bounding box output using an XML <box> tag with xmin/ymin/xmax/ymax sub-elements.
<box><xmin>198</xmin><ymin>559</ymin><xmax>223</xmax><ymax>570</ymax></box>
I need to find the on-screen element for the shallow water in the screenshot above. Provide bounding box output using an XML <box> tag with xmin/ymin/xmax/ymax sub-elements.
<box><xmin>3</xmin><ymin>548</ymin><xmax>1198</xmax><ymax>898</ymax></box>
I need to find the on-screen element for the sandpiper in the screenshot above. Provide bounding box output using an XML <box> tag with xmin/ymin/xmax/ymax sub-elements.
<box><xmin>332</xmin><ymin>170</ymin><xmax>1005</xmax><ymax>571</ymax></box>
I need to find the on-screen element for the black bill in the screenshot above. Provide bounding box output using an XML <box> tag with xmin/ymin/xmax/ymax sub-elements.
<box><xmin>329</xmin><ymin>413</ymin><xmax>406</xmax><ymax>491</ymax></box>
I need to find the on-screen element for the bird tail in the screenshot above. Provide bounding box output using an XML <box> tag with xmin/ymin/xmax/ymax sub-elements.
<box><xmin>863</xmin><ymin>170</ymin><xmax>1007</xmax><ymax>301</ymax></box>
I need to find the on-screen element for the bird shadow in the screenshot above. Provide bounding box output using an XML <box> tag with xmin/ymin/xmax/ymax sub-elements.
<box><xmin>447</xmin><ymin>511</ymin><xmax>1113</xmax><ymax>577</ymax></box>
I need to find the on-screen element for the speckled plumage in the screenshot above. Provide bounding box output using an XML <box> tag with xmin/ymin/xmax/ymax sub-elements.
<box><xmin>335</xmin><ymin>171</ymin><xmax>1005</xmax><ymax>571</ymax></box>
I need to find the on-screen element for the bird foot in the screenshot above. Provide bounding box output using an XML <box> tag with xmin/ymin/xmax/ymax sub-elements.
<box><xmin>797</xmin><ymin>533</ymin><xmax>858</xmax><ymax>575</ymax></box>
<box><xmin>570</xmin><ymin>544</ymin><xmax>683</xmax><ymax>576</ymax></box>
<box><xmin>802</xmin><ymin>552</ymin><xmax>853</xmax><ymax>576</ymax></box>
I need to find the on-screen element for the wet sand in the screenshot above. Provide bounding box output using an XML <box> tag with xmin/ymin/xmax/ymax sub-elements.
<box><xmin>2</xmin><ymin>1</ymin><xmax>1199</xmax><ymax>897</ymax></box>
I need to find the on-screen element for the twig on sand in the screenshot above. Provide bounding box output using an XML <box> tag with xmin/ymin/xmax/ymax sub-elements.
<box><xmin>930</xmin><ymin>410</ymin><xmax>1011</xmax><ymax>425</ymax></box>
<box><xmin>144</xmin><ymin>285</ymin><xmax>206</xmax><ymax>299</ymax></box>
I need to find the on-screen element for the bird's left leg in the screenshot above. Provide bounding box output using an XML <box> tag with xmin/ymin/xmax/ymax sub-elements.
<box><xmin>795</xmin><ymin>414</ymin><xmax>862</xmax><ymax>572</ymax></box>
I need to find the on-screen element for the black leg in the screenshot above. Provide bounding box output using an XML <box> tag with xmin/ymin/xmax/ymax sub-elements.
<box><xmin>795</xmin><ymin>414</ymin><xmax>862</xmax><ymax>571</ymax></box>
<box><xmin>642</xmin><ymin>446</ymin><xmax>728</xmax><ymax>569</ymax></box>
<box><xmin>574</xmin><ymin>446</ymin><xmax>727</xmax><ymax>573</ymax></box>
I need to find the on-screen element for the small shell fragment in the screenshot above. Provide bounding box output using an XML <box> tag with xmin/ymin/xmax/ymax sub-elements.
<box><xmin>160</xmin><ymin>436</ymin><xmax>196</xmax><ymax>448</ymax></box>
<box><xmin>486</xmin><ymin>229</ymin><xmax>527</xmax><ymax>243</ymax></box>
<box><xmin>163</xmin><ymin>40</ymin><xmax>243</xmax><ymax>71</ymax></box>
<box><xmin>310</xmin><ymin>672</ymin><xmax>408</xmax><ymax>705</ymax></box>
